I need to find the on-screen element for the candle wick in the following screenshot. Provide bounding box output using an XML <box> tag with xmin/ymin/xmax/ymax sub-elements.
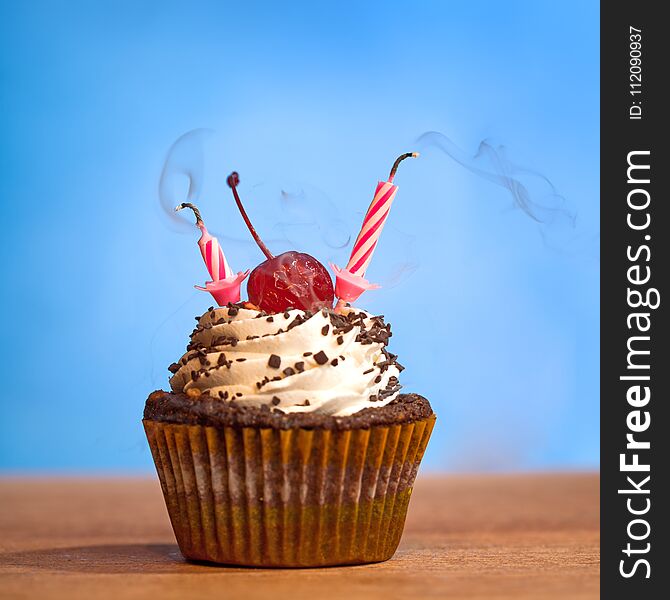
<box><xmin>388</xmin><ymin>152</ymin><xmax>420</xmax><ymax>183</ymax></box>
<box><xmin>175</xmin><ymin>202</ymin><xmax>204</xmax><ymax>224</ymax></box>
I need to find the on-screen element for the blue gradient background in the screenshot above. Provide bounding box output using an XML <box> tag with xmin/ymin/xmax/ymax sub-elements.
<box><xmin>0</xmin><ymin>1</ymin><xmax>599</xmax><ymax>472</ymax></box>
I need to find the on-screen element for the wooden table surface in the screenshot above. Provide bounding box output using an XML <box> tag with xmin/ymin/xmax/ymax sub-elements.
<box><xmin>0</xmin><ymin>473</ymin><xmax>599</xmax><ymax>599</ymax></box>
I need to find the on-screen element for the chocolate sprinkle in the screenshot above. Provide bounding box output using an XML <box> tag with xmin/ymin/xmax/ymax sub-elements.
<box><xmin>282</xmin><ymin>367</ymin><xmax>296</xmax><ymax>377</ymax></box>
<box><xmin>294</xmin><ymin>361</ymin><xmax>305</xmax><ymax>373</ymax></box>
<box><xmin>336</xmin><ymin>336</ymin><xmax>344</xmax><ymax>345</ymax></box>
<box><xmin>321</xmin><ymin>324</ymin><xmax>329</xmax><ymax>336</ymax></box>
<box><xmin>211</xmin><ymin>335</ymin><xmax>239</xmax><ymax>347</ymax></box>
<box><xmin>313</xmin><ymin>350</ymin><xmax>328</xmax><ymax>365</ymax></box>
<box><xmin>303</xmin><ymin>351</ymin><xmax>312</xmax><ymax>357</ymax></box>
<box><xmin>330</xmin><ymin>358</ymin><xmax>339</xmax><ymax>366</ymax></box>
<box><xmin>268</xmin><ymin>354</ymin><xmax>281</xmax><ymax>369</ymax></box>
<box><xmin>287</xmin><ymin>314</ymin><xmax>307</xmax><ymax>330</ymax></box>
<box><xmin>271</xmin><ymin>396</ymin><xmax>281</xmax><ymax>406</ymax></box>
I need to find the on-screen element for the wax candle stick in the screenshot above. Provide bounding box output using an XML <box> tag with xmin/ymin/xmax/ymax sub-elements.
<box><xmin>331</xmin><ymin>152</ymin><xmax>418</xmax><ymax>306</ymax></box>
<box><xmin>175</xmin><ymin>203</ymin><xmax>249</xmax><ymax>305</ymax></box>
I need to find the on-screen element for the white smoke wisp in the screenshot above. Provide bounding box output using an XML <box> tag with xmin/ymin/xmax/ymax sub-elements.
<box><xmin>416</xmin><ymin>131</ymin><xmax>583</xmax><ymax>250</ymax></box>
<box><xmin>158</xmin><ymin>128</ymin><xmax>213</xmax><ymax>232</ymax></box>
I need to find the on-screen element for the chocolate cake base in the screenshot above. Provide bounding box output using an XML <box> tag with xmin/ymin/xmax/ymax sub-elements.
<box><xmin>143</xmin><ymin>392</ymin><xmax>435</xmax><ymax>567</ymax></box>
<box><xmin>144</xmin><ymin>390</ymin><xmax>433</xmax><ymax>430</ymax></box>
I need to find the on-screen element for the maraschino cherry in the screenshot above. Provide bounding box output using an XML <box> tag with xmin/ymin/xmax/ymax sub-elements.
<box><xmin>227</xmin><ymin>172</ymin><xmax>335</xmax><ymax>313</ymax></box>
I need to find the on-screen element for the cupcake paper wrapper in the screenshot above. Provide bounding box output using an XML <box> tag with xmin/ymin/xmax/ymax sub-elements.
<box><xmin>144</xmin><ymin>416</ymin><xmax>435</xmax><ymax>567</ymax></box>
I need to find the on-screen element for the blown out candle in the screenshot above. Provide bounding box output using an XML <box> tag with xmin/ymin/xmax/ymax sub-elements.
<box><xmin>175</xmin><ymin>203</ymin><xmax>249</xmax><ymax>305</ymax></box>
<box><xmin>331</xmin><ymin>152</ymin><xmax>418</xmax><ymax>305</ymax></box>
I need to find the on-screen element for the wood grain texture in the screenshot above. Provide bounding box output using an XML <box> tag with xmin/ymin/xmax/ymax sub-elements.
<box><xmin>0</xmin><ymin>474</ymin><xmax>599</xmax><ymax>599</ymax></box>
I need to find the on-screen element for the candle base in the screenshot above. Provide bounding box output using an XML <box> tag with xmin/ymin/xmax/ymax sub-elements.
<box><xmin>330</xmin><ymin>263</ymin><xmax>380</xmax><ymax>304</ymax></box>
<box><xmin>195</xmin><ymin>271</ymin><xmax>250</xmax><ymax>306</ymax></box>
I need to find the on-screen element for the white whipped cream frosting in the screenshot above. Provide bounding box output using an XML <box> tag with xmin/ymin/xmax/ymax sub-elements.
<box><xmin>169</xmin><ymin>305</ymin><xmax>402</xmax><ymax>416</ymax></box>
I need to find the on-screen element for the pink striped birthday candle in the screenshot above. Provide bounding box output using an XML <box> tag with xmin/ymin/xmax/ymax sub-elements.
<box><xmin>175</xmin><ymin>203</ymin><xmax>249</xmax><ymax>305</ymax></box>
<box><xmin>331</xmin><ymin>152</ymin><xmax>418</xmax><ymax>307</ymax></box>
<box><xmin>197</xmin><ymin>221</ymin><xmax>232</xmax><ymax>281</ymax></box>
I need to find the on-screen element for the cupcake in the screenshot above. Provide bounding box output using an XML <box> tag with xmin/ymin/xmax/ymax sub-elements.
<box><xmin>144</xmin><ymin>157</ymin><xmax>434</xmax><ymax>567</ymax></box>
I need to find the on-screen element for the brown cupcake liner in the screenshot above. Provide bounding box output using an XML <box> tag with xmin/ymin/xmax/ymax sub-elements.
<box><xmin>143</xmin><ymin>415</ymin><xmax>435</xmax><ymax>567</ymax></box>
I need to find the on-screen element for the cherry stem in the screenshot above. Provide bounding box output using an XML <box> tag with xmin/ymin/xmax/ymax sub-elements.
<box><xmin>175</xmin><ymin>202</ymin><xmax>203</xmax><ymax>224</ymax></box>
<box><xmin>388</xmin><ymin>152</ymin><xmax>419</xmax><ymax>183</ymax></box>
<box><xmin>227</xmin><ymin>172</ymin><xmax>274</xmax><ymax>260</ymax></box>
